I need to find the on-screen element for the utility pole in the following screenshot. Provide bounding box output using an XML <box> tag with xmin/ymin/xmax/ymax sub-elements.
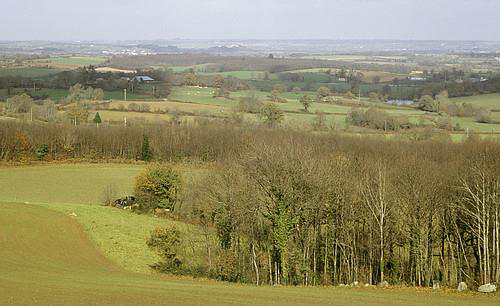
<box><xmin>30</xmin><ymin>107</ymin><xmax>33</xmax><ymax>122</ymax></box>
<box><xmin>124</xmin><ymin>88</ymin><xmax>127</xmax><ymax>101</ymax></box>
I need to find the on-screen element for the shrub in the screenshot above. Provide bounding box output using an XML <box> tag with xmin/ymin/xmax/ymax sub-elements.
<box><xmin>434</xmin><ymin>116</ymin><xmax>453</xmax><ymax>130</ymax></box>
<box><xmin>259</xmin><ymin>103</ymin><xmax>284</xmax><ymax>127</ymax></box>
<box><xmin>300</xmin><ymin>95</ymin><xmax>313</xmax><ymax>112</ymax></box>
<box><xmin>209</xmin><ymin>251</ymin><xmax>241</xmax><ymax>282</ymax></box>
<box><xmin>347</xmin><ymin>107</ymin><xmax>410</xmax><ymax>131</ymax></box>
<box><xmin>418</xmin><ymin>95</ymin><xmax>437</xmax><ymax>112</ymax></box>
<box><xmin>35</xmin><ymin>144</ymin><xmax>49</xmax><ymax>160</ymax></box>
<box><xmin>238</xmin><ymin>93</ymin><xmax>263</xmax><ymax>113</ymax></box>
<box><xmin>147</xmin><ymin>226</ymin><xmax>182</xmax><ymax>272</ymax></box>
<box><xmin>268</xmin><ymin>90</ymin><xmax>287</xmax><ymax>103</ymax></box>
<box><xmin>344</xmin><ymin>91</ymin><xmax>355</xmax><ymax>100</ymax></box>
<box><xmin>140</xmin><ymin>135</ymin><xmax>153</xmax><ymax>161</ymax></box>
<box><xmin>6</xmin><ymin>94</ymin><xmax>33</xmax><ymax>113</ymax></box>
<box><xmin>93</xmin><ymin>112</ymin><xmax>102</xmax><ymax>125</ymax></box>
<box><xmin>134</xmin><ymin>163</ymin><xmax>181</xmax><ymax>211</ymax></box>
<box><xmin>476</xmin><ymin>108</ymin><xmax>492</xmax><ymax>123</ymax></box>
<box><xmin>317</xmin><ymin>86</ymin><xmax>331</xmax><ymax>100</ymax></box>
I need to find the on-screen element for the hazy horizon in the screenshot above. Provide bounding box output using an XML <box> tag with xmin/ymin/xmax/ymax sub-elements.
<box><xmin>2</xmin><ymin>0</ymin><xmax>500</xmax><ymax>41</ymax></box>
<box><xmin>2</xmin><ymin>38</ymin><xmax>500</xmax><ymax>43</ymax></box>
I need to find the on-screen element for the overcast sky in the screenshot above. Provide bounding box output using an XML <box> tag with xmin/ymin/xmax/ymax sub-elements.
<box><xmin>2</xmin><ymin>0</ymin><xmax>499</xmax><ymax>41</ymax></box>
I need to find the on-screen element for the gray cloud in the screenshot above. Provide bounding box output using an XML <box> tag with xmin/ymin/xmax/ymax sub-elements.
<box><xmin>1</xmin><ymin>0</ymin><xmax>499</xmax><ymax>41</ymax></box>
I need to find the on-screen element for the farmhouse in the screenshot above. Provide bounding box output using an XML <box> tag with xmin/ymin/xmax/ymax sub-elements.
<box><xmin>131</xmin><ymin>75</ymin><xmax>155</xmax><ymax>83</ymax></box>
<box><xmin>408</xmin><ymin>70</ymin><xmax>427</xmax><ymax>81</ymax></box>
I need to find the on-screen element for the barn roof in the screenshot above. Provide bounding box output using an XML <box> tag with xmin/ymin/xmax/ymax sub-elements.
<box><xmin>134</xmin><ymin>76</ymin><xmax>155</xmax><ymax>81</ymax></box>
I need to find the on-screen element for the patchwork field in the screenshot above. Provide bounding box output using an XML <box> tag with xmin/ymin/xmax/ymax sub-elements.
<box><xmin>1</xmin><ymin>164</ymin><xmax>499</xmax><ymax>305</ymax></box>
<box><xmin>451</xmin><ymin>93</ymin><xmax>500</xmax><ymax>110</ymax></box>
<box><xmin>451</xmin><ymin>116</ymin><xmax>500</xmax><ymax>132</ymax></box>
<box><xmin>108</xmin><ymin>100</ymin><xmax>225</xmax><ymax>113</ymax></box>
<box><xmin>284</xmin><ymin>68</ymin><xmax>407</xmax><ymax>83</ymax></box>
<box><xmin>170</xmin><ymin>86</ymin><xmax>237</xmax><ymax>107</ymax></box>
<box><xmin>2</xmin><ymin>82</ymin><xmax>500</xmax><ymax>138</ymax></box>
<box><xmin>198</xmin><ymin>70</ymin><xmax>267</xmax><ymax>80</ymax></box>
<box><xmin>95</xmin><ymin>110</ymin><xmax>187</xmax><ymax>124</ymax></box>
<box><xmin>0</xmin><ymin>87</ymin><xmax>158</xmax><ymax>102</ymax></box>
<box><xmin>155</xmin><ymin>63</ymin><xmax>217</xmax><ymax>73</ymax></box>
<box><xmin>0</xmin><ymin>56</ymin><xmax>108</xmax><ymax>78</ymax></box>
<box><xmin>0</xmin><ymin>67</ymin><xmax>65</xmax><ymax>78</ymax></box>
<box><xmin>30</xmin><ymin>56</ymin><xmax>108</xmax><ymax>69</ymax></box>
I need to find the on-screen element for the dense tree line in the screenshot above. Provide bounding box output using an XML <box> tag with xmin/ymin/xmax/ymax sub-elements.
<box><xmin>1</xmin><ymin>121</ymin><xmax>499</xmax><ymax>290</ymax></box>
<box><xmin>0</xmin><ymin>121</ymin><xmax>250</xmax><ymax>161</ymax></box>
<box><xmin>186</xmin><ymin>134</ymin><xmax>499</xmax><ymax>288</ymax></box>
<box><xmin>107</xmin><ymin>54</ymin><xmax>409</xmax><ymax>74</ymax></box>
<box><xmin>417</xmin><ymin>76</ymin><xmax>500</xmax><ymax>99</ymax></box>
<box><xmin>347</xmin><ymin>107</ymin><xmax>411</xmax><ymax>131</ymax></box>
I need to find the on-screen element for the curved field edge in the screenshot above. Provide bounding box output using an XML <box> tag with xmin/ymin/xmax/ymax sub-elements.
<box><xmin>0</xmin><ymin>163</ymin><xmax>211</xmax><ymax>274</ymax></box>
<box><xmin>39</xmin><ymin>201</ymin><xmax>207</xmax><ymax>274</ymax></box>
<box><xmin>1</xmin><ymin>203</ymin><xmax>499</xmax><ymax>306</ymax></box>
<box><xmin>0</xmin><ymin>164</ymin><xmax>499</xmax><ymax>305</ymax></box>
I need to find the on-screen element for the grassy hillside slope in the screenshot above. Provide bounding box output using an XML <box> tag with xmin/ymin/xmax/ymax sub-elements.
<box><xmin>1</xmin><ymin>202</ymin><xmax>498</xmax><ymax>305</ymax></box>
<box><xmin>0</xmin><ymin>164</ymin><xmax>144</xmax><ymax>205</ymax></box>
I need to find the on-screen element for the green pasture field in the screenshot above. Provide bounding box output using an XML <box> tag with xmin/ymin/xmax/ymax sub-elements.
<box><xmin>33</xmin><ymin>88</ymin><xmax>69</xmax><ymax>100</ymax></box>
<box><xmin>286</xmin><ymin>68</ymin><xmax>331</xmax><ymax>73</ymax></box>
<box><xmin>0</xmin><ymin>162</ymin><xmax>211</xmax><ymax>272</ymax></box>
<box><xmin>4</xmin><ymin>203</ymin><xmax>498</xmax><ymax>305</ymax></box>
<box><xmin>198</xmin><ymin>70</ymin><xmax>267</xmax><ymax>80</ymax></box>
<box><xmin>278</xmin><ymin>99</ymin><xmax>352</xmax><ymax>114</ymax></box>
<box><xmin>0</xmin><ymin>163</ymin><xmax>144</xmax><ymax>205</ymax></box>
<box><xmin>31</xmin><ymin>56</ymin><xmax>108</xmax><ymax>68</ymax></box>
<box><xmin>109</xmin><ymin>100</ymin><xmax>225</xmax><ymax>114</ymax></box>
<box><xmin>167</xmin><ymin>86</ymin><xmax>427</xmax><ymax>126</ymax></box>
<box><xmin>104</xmin><ymin>90</ymin><xmax>158</xmax><ymax>101</ymax></box>
<box><xmin>298</xmin><ymin>72</ymin><xmax>333</xmax><ymax>83</ymax></box>
<box><xmin>169</xmin><ymin>86</ymin><xmax>238</xmax><ymax>107</ymax></box>
<box><xmin>45</xmin><ymin>56</ymin><xmax>108</xmax><ymax>66</ymax></box>
<box><xmin>0</xmin><ymin>56</ymin><xmax>106</xmax><ymax>79</ymax></box>
<box><xmin>94</xmin><ymin>110</ymin><xmax>173</xmax><ymax>123</ymax></box>
<box><xmin>0</xmin><ymin>163</ymin><xmax>210</xmax><ymax>272</ymax></box>
<box><xmin>450</xmin><ymin>93</ymin><xmax>500</xmax><ymax>110</ymax></box>
<box><xmin>359</xmin><ymin>70</ymin><xmax>408</xmax><ymax>83</ymax></box>
<box><xmin>39</xmin><ymin>202</ymin><xmax>208</xmax><ymax>274</ymax></box>
<box><xmin>284</xmin><ymin>112</ymin><xmax>347</xmax><ymax>128</ymax></box>
<box><xmin>95</xmin><ymin>110</ymin><xmax>223</xmax><ymax>125</ymax></box>
<box><xmin>0</xmin><ymin>88</ymin><xmax>156</xmax><ymax>102</ymax></box>
<box><xmin>451</xmin><ymin>116</ymin><xmax>500</xmax><ymax>133</ymax></box>
<box><xmin>0</xmin><ymin>67</ymin><xmax>64</xmax><ymax>78</ymax></box>
<box><xmin>167</xmin><ymin>63</ymin><xmax>215</xmax><ymax>73</ymax></box>
<box><xmin>1</xmin><ymin>164</ymin><xmax>499</xmax><ymax>305</ymax></box>
<box><xmin>299</xmin><ymin>54</ymin><xmax>370</xmax><ymax>61</ymax></box>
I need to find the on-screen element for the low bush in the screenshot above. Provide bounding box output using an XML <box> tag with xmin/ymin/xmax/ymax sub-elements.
<box><xmin>147</xmin><ymin>225</ymin><xmax>183</xmax><ymax>272</ymax></box>
<box><xmin>134</xmin><ymin>163</ymin><xmax>181</xmax><ymax>211</ymax></box>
